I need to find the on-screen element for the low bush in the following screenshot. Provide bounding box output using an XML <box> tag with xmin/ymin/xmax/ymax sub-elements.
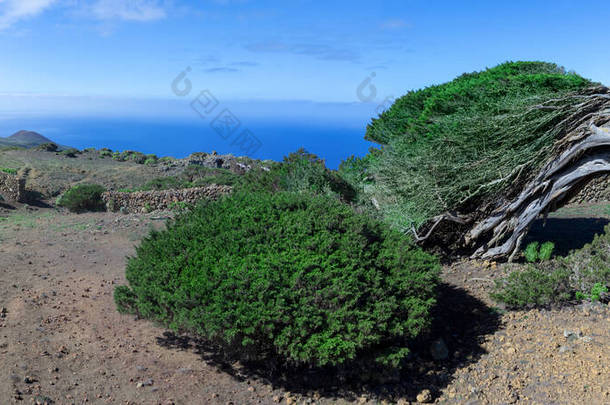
<box><xmin>491</xmin><ymin>265</ymin><xmax>572</xmax><ymax>308</ymax></box>
<box><xmin>115</xmin><ymin>191</ymin><xmax>440</xmax><ymax>368</ymax></box>
<box><xmin>234</xmin><ymin>148</ymin><xmax>357</xmax><ymax>202</ymax></box>
<box><xmin>493</xmin><ymin>225</ymin><xmax>610</xmax><ymax>308</ymax></box>
<box><xmin>523</xmin><ymin>241</ymin><xmax>555</xmax><ymax>262</ymax></box>
<box><xmin>57</xmin><ymin>184</ymin><xmax>106</xmax><ymax>212</ymax></box>
<box><xmin>99</xmin><ymin>149</ymin><xmax>112</xmax><ymax>158</ymax></box>
<box><xmin>35</xmin><ymin>142</ymin><xmax>59</xmax><ymax>152</ymax></box>
<box><xmin>0</xmin><ymin>168</ymin><xmax>17</xmax><ymax>175</ymax></box>
<box><xmin>60</xmin><ymin>148</ymin><xmax>80</xmax><ymax>158</ymax></box>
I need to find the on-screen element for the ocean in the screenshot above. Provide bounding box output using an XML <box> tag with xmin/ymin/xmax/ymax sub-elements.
<box><xmin>0</xmin><ymin>116</ymin><xmax>374</xmax><ymax>169</ymax></box>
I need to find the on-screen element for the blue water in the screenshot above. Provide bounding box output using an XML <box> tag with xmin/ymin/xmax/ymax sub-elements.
<box><xmin>0</xmin><ymin>116</ymin><xmax>374</xmax><ymax>169</ymax></box>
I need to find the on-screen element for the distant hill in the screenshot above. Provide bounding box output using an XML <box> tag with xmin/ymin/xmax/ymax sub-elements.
<box><xmin>0</xmin><ymin>130</ymin><xmax>57</xmax><ymax>149</ymax></box>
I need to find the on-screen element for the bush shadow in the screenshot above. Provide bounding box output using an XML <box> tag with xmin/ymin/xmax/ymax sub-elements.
<box><xmin>524</xmin><ymin>217</ymin><xmax>610</xmax><ymax>257</ymax></box>
<box><xmin>156</xmin><ymin>282</ymin><xmax>501</xmax><ymax>402</ymax></box>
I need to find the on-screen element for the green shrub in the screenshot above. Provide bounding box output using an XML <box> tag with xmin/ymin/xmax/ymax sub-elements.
<box><xmin>99</xmin><ymin>149</ymin><xmax>112</xmax><ymax>158</ymax></box>
<box><xmin>120</xmin><ymin>150</ymin><xmax>147</xmax><ymax>164</ymax></box>
<box><xmin>57</xmin><ymin>184</ymin><xmax>106</xmax><ymax>212</ymax></box>
<box><xmin>590</xmin><ymin>283</ymin><xmax>608</xmax><ymax>301</ymax></box>
<box><xmin>494</xmin><ymin>225</ymin><xmax>610</xmax><ymax>308</ymax></box>
<box><xmin>491</xmin><ymin>265</ymin><xmax>572</xmax><ymax>308</ymax></box>
<box><xmin>538</xmin><ymin>242</ymin><xmax>555</xmax><ymax>261</ymax></box>
<box><xmin>60</xmin><ymin>148</ymin><xmax>80</xmax><ymax>158</ymax></box>
<box><xmin>35</xmin><ymin>142</ymin><xmax>59</xmax><ymax>152</ymax></box>
<box><xmin>524</xmin><ymin>242</ymin><xmax>540</xmax><ymax>263</ymax></box>
<box><xmin>233</xmin><ymin>148</ymin><xmax>356</xmax><ymax>202</ymax></box>
<box><xmin>524</xmin><ymin>241</ymin><xmax>555</xmax><ymax>262</ymax></box>
<box><xmin>144</xmin><ymin>154</ymin><xmax>158</xmax><ymax>165</ymax></box>
<box><xmin>0</xmin><ymin>167</ymin><xmax>17</xmax><ymax>175</ymax></box>
<box><xmin>115</xmin><ymin>191</ymin><xmax>440</xmax><ymax>368</ymax></box>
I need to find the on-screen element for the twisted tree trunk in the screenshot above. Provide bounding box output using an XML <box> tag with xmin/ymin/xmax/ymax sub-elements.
<box><xmin>418</xmin><ymin>88</ymin><xmax>610</xmax><ymax>261</ymax></box>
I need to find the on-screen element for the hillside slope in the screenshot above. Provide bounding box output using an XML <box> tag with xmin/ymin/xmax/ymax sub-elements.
<box><xmin>0</xmin><ymin>130</ymin><xmax>54</xmax><ymax>148</ymax></box>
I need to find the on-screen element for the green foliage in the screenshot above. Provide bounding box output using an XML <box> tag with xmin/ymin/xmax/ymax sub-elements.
<box><xmin>352</xmin><ymin>61</ymin><xmax>594</xmax><ymax>229</ymax></box>
<box><xmin>235</xmin><ymin>148</ymin><xmax>357</xmax><ymax>202</ymax></box>
<box><xmin>590</xmin><ymin>283</ymin><xmax>608</xmax><ymax>302</ymax></box>
<box><xmin>494</xmin><ymin>225</ymin><xmax>610</xmax><ymax>308</ymax></box>
<box><xmin>60</xmin><ymin>148</ymin><xmax>80</xmax><ymax>158</ymax></box>
<box><xmin>144</xmin><ymin>155</ymin><xmax>158</xmax><ymax>165</ymax></box>
<box><xmin>491</xmin><ymin>265</ymin><xmax>572</xmax><ymax>308</ymax></box>
<box><xmin>99</xmin><ymin>149</ymin><xmax>112</xmax><ymax>158</ymax></box>
<box><xmin>0</xmin><ymin>167</ymin><xmax>17</xmax><ymax>175</ymax></box>
<box><xmin>57</xmin><ymin>184</ymin><xmax>106</xmax><ymax>212</ymax></box>
<box><xmin>524</xmin><ymin>241</ymin><xmax>555</xmax><ymax>262</ymax></box>
<box><xmin>114</xmin><ymin>286</ymin><xmax>137</xmax><ymax>313</ymax></box>
<box><xmin>539</xmin><ymin>242</ymin><xmax>555</xmax><ymax>261</ymax></box>
<box><xmin>524</xmin><ymin>242</ymin><xmax>540</xmax><ymax>263</ymax></box>
<box><xmin>35</xmin><ymin>142</ymin><xmax>59</xmax><ymax>152</ymax></box>
<box><xmin>115</xmin><ymin>191</ymin><xmax>440</xmax><ymax>368</ymax></box>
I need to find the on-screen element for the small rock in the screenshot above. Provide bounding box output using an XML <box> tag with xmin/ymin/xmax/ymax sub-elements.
<box><xmin>558</xmin><ymin>345</ymin><xmax>574</xmax><ymax>354</ymax></box>
<box><xmin>416</xmin><ymin>389</ymin><xmax>433</xmax><ymax>403</ymax></box>
<box><xmin>24</xmin><ymin>376</ymin><xmax>36</xmax><ymax>384</ymax></box>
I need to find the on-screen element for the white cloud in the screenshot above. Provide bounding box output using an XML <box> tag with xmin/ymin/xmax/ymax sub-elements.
<box><xmin>380</xmin><ymin>18</ymin><xmax>410</xmax><ymax>30</ymax></box>
<box><xmin>0</xmin><ymin>0</ymin><xmax>56</xmax><ymax>30</ymax></box>
<box><xmin>91</xmin><ymin>0</ymin><xmax>166</xmax><ymax>21</ymax></box>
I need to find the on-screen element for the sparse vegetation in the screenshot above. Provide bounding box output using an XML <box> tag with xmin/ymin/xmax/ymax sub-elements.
<box><xmin>57</xmin><ymin>184</ymin><xmax>107</xmax><ymax>213</ymax></box>
<box><xmin>60</xmin><ymin>148</ymin><xmax>80</xmax><ymax>158</ymax></box>
<box><xmin>0</xmin><ymin>167</ymin><xmax>18</xmax><ymax>175</ymax></box>
<box><xmin>35</xmin><ymin>142</ymin><xmax>59</xmax><ymax>152</ymax></box>
<box><xmin>493</xmin><ymin>225</ymin><xmax>610</xmax><ymax>308</ymax></box>
<box><xmin>115</xmin><ymin>191</ymin><xmax>439</xmax><ymax>368</ymax></box>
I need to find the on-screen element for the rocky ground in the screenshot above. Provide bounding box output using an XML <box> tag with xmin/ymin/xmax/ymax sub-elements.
<box><xmin>0</xmin><ymin>204</ymin><xmax>608</xmax><ymax>405</ymax></box>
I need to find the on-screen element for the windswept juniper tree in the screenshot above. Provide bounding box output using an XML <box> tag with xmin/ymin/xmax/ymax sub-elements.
<box><xmin>346</xmin><ymin>61</ymin><xmax>610</xmax><ymax>260</ymax></box>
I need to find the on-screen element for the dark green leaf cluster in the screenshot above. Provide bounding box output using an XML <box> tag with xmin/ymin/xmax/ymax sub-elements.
<box><xmin>237</xmin><ymin>148</ymin><xmax>357</xmax><ymax>202</ymax></box>
<box><xmin>115</xmin><ymin>191</ymin><xmax>439</xmax><ymax>368</ymax></box>
<box><xmin>57</xmin><ymin>184</ymin><xmax>106</xmax><ymax>212</ymax></box>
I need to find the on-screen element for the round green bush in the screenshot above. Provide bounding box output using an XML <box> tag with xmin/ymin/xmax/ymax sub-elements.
<box><xmin>115</xmin><ymin>191</ymin><xmax>439</xmax><ymax>368</ymax></box>
<box><xmin>57</xmin><ymin>184</ymin><xmax>106</xmax><ymax>212</ymax></box>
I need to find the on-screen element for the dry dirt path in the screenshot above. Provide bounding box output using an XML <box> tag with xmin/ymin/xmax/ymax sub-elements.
<box><xmin>0</xmin><ymin>207</ymin><xmax>608</xmax><ymax>404</ymax></box>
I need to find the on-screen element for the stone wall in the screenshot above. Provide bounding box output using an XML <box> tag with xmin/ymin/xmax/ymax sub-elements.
<box><xmin>567</xmin><ymin>174</ymin><xmax>610</xmax><ymax>205</ymax></box>
<box><xmin>0</xmin><ymin>172</ymin><xmax>26</xmax><ymax>202</ymax></box>
<box><xmin>102</xmin><ymin>185</ymin><xmax>232</xmax><ymax>213</ymax></box>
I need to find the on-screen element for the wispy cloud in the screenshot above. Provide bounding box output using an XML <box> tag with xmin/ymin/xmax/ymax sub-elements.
<box><xmin>91</xmin><ymin>0</ymin><xmax>166</xmax><ymax>21</ymax></box>
<box><xmin>204</xmin><ymin>67</ymin><xmax>239</xmax><ymax>73</ymax></box>
<box><xmin>230</xmin><ymin>61</ymin><xmax>259</xmax><ymax>67</ymax></box>
<box><xmin>245</xmin><ymin>41</ymin><xmax>360</xmax><ymax>62</ymax></box>
<box><xmin>380</xmin><ymin>18</ymin><xmax>410</xmax><ymax>30</ymax></box>
<box><xmin>0</xmin><ymin>0</ymin><xmax>56</xmax><ymax>30</ymax></box>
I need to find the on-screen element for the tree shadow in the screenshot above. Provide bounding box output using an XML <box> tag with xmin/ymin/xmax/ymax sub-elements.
<box><xmin>156</xmin><ymin>282</ymin><xmax>501</xmax><ymax>402</ymax></box>
<box><xmin>524</xmin><ymin>217</ymin><xmax>609</xmax><ymax>256</ymax></box>
<box><xmin>23</xmin><ymin>190</ymin><xmax>53</xmax><ymax>208</ymax></box>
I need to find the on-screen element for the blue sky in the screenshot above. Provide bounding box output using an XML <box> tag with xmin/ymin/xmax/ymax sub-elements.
<box><xmin>1</xmin><ymin>0</ymin><xmax>610</xmax><ymax>118</ymax></box>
